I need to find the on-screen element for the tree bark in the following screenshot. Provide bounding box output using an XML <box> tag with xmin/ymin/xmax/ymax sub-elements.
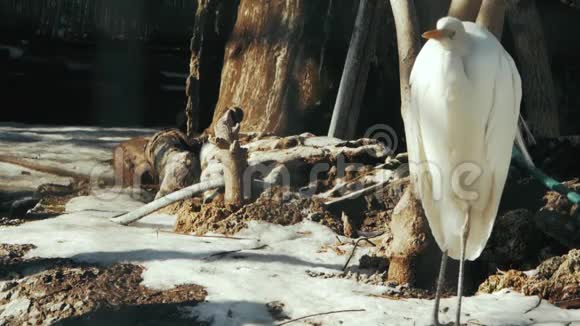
<box><xmin>448</xmin><ymin>0</ymin><xmax>483</xmax><ymax>21</ymax></box>
<box><xmin>146</xmin><ymin>129</ymin><xmax>202</xmax><ymax>199</ymax></box>
<box><xmin>476</xmin><ymin>0</ymin><xmax>506</xmax><ymax>39</ymax></box>
<box><xmin>507</xmin><ymin>0</ymin><xmax>561</xmax><ymax>138</ymax></box>
<box><xmin>210</xmin><ymin>0</ymin><xmax>352</xmax><ymax>136</ymax></box>
<box><xmin>113</xmin><ymin>137</ymin><xmax>154</xmax><ymax>188</ymax></box>
<box><xmin>186</xmin><ymin>0</ymin><xmax>215</xmax><ymax>137</ymax></box>
<box><xmin>211</xmin><ymin>108</ymin><xmax>248</xmax><ymax>207</ymax></box>
<box><xmin>328</xmin><ymin>0</ymin><xmax>379</xmax><ymax>139</ymax></box>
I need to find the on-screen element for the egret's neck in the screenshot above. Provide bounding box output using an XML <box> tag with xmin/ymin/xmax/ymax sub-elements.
<box><xmin>440</xmin><ymin>34</ymin><xmax>470</xmax><ymax>57</ymax></box>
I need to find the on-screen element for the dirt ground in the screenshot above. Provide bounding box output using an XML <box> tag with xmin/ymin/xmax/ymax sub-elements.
<box><xmin>479</xmin><ymin>249</ymin><xmax>580</xmax><ymax>309</ymax></box>
<box><xmin>1</xmin><ymin>138</ymin><xmax>579</xmax><ymax>322</ymax></box>
<box><xmin>0</xmin><ymin>244</ymin><xmax>207</xmax><ymax>325</ymax></box>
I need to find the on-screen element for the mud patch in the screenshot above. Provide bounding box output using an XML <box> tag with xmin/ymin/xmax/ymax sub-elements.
<box><xmin>1</xmin><ymin>181</ymin><xmax>91</xmax><ymax>223</ymax></box>
<box><xmin>174</xmin><ymin>188</ymin><xmax>343</xmax><ymax>236</ymax></box>
<box><xmin>0</xmin><ymin>244</ymin><xmax>206</xmax><ymax>325</ymax></box>
<box><xmin>479</xmin><ymin>249</ymin><xmax>580</xmax><ymax>308</ymax></box>
<box><xmin>0</xmin><ymin>217</ymin><xmax>25</xmax><ymax>226</ymax></box>
<box><xmin>306</xmin><ymin>270</ymin><xmax>443</xmax><ymax>300</ymax></box>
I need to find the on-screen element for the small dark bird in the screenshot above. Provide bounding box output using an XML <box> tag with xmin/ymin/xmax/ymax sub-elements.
<box><xmin>215</xmin><ymin>107</ymin><xmax>244</xmax><ymax>144</ymax></box>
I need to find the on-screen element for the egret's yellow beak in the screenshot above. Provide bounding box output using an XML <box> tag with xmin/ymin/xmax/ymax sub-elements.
<box><xmin>422</xmin><ymin>29</ymin><xmax>448</xmax><ymax>40</ymax></box>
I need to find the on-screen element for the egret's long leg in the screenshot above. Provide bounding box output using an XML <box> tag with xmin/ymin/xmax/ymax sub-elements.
<box><xmin>456</xmin><ymin>210</ymin><xmax>471</xmax><ymax>326</ymax></box>
<box><xmin>433</xmin><ymin>250</ymin><xmax>448</xmax><ymax>326</ymax></box>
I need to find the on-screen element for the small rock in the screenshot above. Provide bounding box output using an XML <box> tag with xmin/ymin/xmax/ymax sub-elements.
<box><xmin>48</xmin><ymin>302</ymin><xmax>65</xmax><ymax>312</ymax></box>
<box><xmin>306</xmin><ymin>212</ymin><xmax>322</xmax><ymax>222</ymax></box>
<box><xmin>30</xmin><ymin>289</ymin><xmax>46</xmax><ymax>299</ymax></box>
<box><xmin>266</xmin><ymin>301</ymin><xmax>289</xmax><ymax>321</ymax></box>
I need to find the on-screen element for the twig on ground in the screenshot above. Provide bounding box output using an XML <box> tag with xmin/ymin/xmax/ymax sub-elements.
<box><xmin>525</xmin><ymin>296</ymin><xmax>542</xmax><ymax>313</ymax></box>
<box><xmin>343</xmin><ymin>236</ymin><xmax>380</xmax><ymax>271</ymax></box>
<box><xmin>465</xmin><ymin>320</ymin><xmax>486</xmax><ymax>326</ymax></box>
<box><xmin>158</xmin><ymin>230</ymin><xmax>256</xmax><ymax>241</ymax></box>
<box><xmin>276</xmin><ymin>309</ymin><xmax>366</xmax><ymax>325</ymax></box>
<box><xmin>205</xmin><ymin>244</ymin><xmax>268</xmax><ymax>260</ymax></box>
<box><xmin>323</xmin><ymin>180</ymin><xmax>390</xmax><ymax>206</ymax></box>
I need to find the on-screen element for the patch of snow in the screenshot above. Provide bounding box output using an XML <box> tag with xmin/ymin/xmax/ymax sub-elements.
<box><xmin>1</xmin><ymin>125</ymin><xmax>580</xmax><ymax>325</ymax></box>
<box><xmin>1</xmin><ymin>191</ymin><xmax>580</xmax><ymax>325</ymax></box>
<box><xmin>0</xmin><ymin>124</ymin><xmax>155</xmax><ymax>194</ymax></box>
<box><xmin>0</xmin><ymin>162</ymin><xmax>73</xmax><ymax>193</ymax></box>
<box><xmin>302</xmin><ymin>136</ymin><xmax>344</xmax><ymax>147</ymax></box>
<box><xmin>0</xmin><ymin>298</ymin><xmax>30</xmax><ymax>320</ymax></box>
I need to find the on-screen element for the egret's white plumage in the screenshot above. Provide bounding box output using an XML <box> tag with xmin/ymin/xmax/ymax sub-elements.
<box><xmin>407</xmin><ymin>17</ymin><xmax>521</xmax><ymax>261</ymax></box>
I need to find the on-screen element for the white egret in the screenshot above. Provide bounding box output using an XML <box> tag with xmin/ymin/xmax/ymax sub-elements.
<box><xmin>407</xmin><ymin>17</ymin><xmax>522</xmax><ymax>325</ymax></box>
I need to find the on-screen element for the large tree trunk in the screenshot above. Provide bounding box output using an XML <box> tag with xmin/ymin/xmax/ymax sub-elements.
<box><xmin>210</xmin><ymin>0</ymin><xmax>351</xmax><ymax>136</ymax></box>
<box><xmin>507</xmin><ymin>0</ymin><xmax>561</xmax><ymax>138</ymax></box>
<box><xmin>448</xmin><ymin>0</ymin><xmax>483</xmax><ymax>21</ymax></box>
<box><xmin>185</xmin><ymin>0</ymin><xmax>239</xmax><ymax>136</ymax></box>
<box><xmin>185</xmin><ymin>0</ymin><xmax>213</xmax><ymax>137</ymax></box>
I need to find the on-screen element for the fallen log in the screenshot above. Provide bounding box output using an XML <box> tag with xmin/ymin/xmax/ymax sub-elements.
<box><xmin>145</xmin><ymin>129</ymin><xmax>201</xmax><ymax>199</ymax></box>
<box><xmin>112</xmin><ymin>136</ymin><xmax>153</xmax><ymax>188</ymax></box>
<box><xmin>110</xmin><ymin>178</ymin><xmax>225</xmax><ymax>225</ymax></box>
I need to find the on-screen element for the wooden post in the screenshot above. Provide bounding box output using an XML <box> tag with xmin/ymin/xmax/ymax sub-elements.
<box><xmin>476</xmin><ymin>0</ymin><xmax>506</xmax><ymax>39</ymax></box>
<box><xmin>387</xmin><ymin>0</ymin><xmax>430</xmax><ymax>286</ymax></box>
<box><xmin>389</xmin><ymin>0</ymin><xmax>421</xmax><ymax>117</ymax></box>
<box><xmin>210</xmin><ymin>107</ymin><xmax>248</xmax><ymax>207</ymax></box>
<box><xmin>328</xmin><ymin>0</ymin><xmax>379</xmax><ymax>139</ymax></box>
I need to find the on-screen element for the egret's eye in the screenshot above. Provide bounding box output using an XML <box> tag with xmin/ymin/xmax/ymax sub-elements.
<box><xmin>449</xmin><ymin>31</ymin><xmax>456</xmax><ymax>39</ymax></box>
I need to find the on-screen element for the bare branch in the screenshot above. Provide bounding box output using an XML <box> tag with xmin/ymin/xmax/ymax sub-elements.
<box><xmin>476</xmin><ymin>0</ymin><xmax>506</xmax><ymax>39</ymax></box>
<box><xmin>389</xmin><ymin>0</ymin><xmax>421</xmax><ymax>115</ymax></box>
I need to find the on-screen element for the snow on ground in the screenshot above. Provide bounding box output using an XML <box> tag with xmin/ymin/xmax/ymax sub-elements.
<box><xmin>0</xmin><ymin>162</ymin><xmax>72</xmax><ymax>193</ymax></box>
<box><xmin>2</xmin><ymin>192</ymin><xmax>580</xmax><ymax>325</ymax></box>
<box><xmin>0</xmin><ymin>123</ymin><xmax>154</xmax><ymax>178</ymax></box>
<box><xmin>2</xmin><ymin>125</ymin><xmax>580</xmax><ymax>325</ymax></box>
